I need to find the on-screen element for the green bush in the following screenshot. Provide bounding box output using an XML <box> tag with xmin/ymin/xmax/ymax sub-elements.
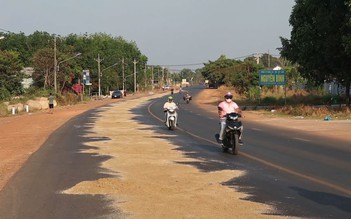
<box><xmin>0</xmin><ymin>87</ymin><xmax>11</xmax><ymax>101</ymax></box>
<box><xmin>261</xmin><ymin>96</ymin><xmax>279</xmax><ymax>105</ymax></box>
<box><xmin>56</xmin><ymin>93</ymin><xmax>80</xmax><ymax>106</ymax></box>
<box><xmin>0</xmin><ymin>103</ymin><xmax>8</xmax><ymax>116</ymax></box>
<box><xmin>24</xmin><ymin>87</ymin><xmax>51</xmax><ymax>99</ymax></box>
<box><xmin>246</xmin><ymin>86</ymin><xmax>261</xmax><ymax>101</ymax></box>
<box><xmin>291</xmin><ymin>106</ymin><xmax>306</xmax><ymax>116</ymax></box>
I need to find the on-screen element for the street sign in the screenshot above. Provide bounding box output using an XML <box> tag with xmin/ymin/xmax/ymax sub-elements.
<box><xmin>259</xmin><ymin>69</ymin><xmax>286</xmax><ymax>86</ymax></box>
<box><xmin>83</xmin><ymin>70</ymin><xmax>91</xmax><ymax>85</ymax></box>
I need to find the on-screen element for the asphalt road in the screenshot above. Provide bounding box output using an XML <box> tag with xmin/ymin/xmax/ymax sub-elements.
<box><xmin>0</xmin><ymin>86</ymin><xmax>350</xmax><ymax>218</ymax></box>
<box><xmin>0</xmin><ymin>108</ymin><xmax>120</xmax><ymax>218</ymax></box>
<box><xmin>148</xmin><ymin>86</ymin><xmax>351</xmax><ymax>218</ymax></box>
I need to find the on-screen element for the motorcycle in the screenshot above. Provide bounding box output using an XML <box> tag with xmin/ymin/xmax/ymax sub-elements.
<box><xmin>183</xmin><ymin>94</ymin><xmax>192</xmax><ymax>104</ymax></box>
<box><xmin>165</xmin><ymin>106</ymin><xmax>178</xmax><ymax>130</ymax></box>
<box><xmin>217</xmin><ymin>112</ymin><xmax>242</xmax><ymax>155</ymax></box>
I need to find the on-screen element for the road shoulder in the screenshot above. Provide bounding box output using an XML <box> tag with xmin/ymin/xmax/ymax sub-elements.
<box><xmin>193</xmin><ymin>88</ymin><xmax>351</xmax><ymax>142</ymax></box>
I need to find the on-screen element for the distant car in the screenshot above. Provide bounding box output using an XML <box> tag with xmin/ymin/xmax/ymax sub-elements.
<box><xmin>111</xmin><ymin>90</ymin><xmax>123</xmax><ymax>99</ymax></box>
<box><xmin>164</xmin><ymin>85</ymin><xmax>170</xmax><ymax>90</ymax></box>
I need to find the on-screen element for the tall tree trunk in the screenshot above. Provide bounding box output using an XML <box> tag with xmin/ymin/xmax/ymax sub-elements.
<box><xmin>60</xmin><ymin>80</ymin><xmax>66</xmax><ymax>94</ymax></box>
<box><xmin>346</xmin><ymin>80</ymin><xmax>351</xmax><ymax>107</ymax></box>
<box><xmin>44</xmin><ymin>69</ymin><xmax>49</xmax><ymax>89</ymax></box>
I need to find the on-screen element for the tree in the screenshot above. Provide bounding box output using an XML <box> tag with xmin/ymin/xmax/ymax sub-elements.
<box><xmin>31</xmin><ymin>48</ymin><xmax>54</xmax><ymax>89</ymax></box>
<box><xmin>200</xmin><ymin>55</ymin><xmax>260</xmax><ymax>94</ymax></box>
<box><xmin>27</xmin><ymin>31</ymin><xmax>53</xmax><ymax>56</ymax></box>
<box><xmin>0</xmin><ymin>31</ymin><xmax>148</xmax><ymax>96</ymax></box>
<box><xmin>201</xmin><ymin>55</ymin><xmax>239</xmax><ymax>85</ymax></box>
<box><xmin>70</xmin><ymin>33</ymin><xmax>145</xmax><ymax>94</ymax></box>
<box><xmin>0</xmin><ymin>32</ymin><xmax>29</xmax><ymax>66</ymax></box>
<box><xmin>280</xmin><ymin>0</ymin><xmax>351</xmax><ymax>105</ymax></box>
<box><xmin>179</xmin><ymin>68</ymin><xmax>194</xmax><ymax>82</ymax></box>
<box><xmin>192</xmin><ymin>69</ymin><xmax>204</xmax><ymax>84</ymax></box>
<box><xmin>260</xmin><ymin>53</ymin><xmax>283</xmax><ymax>69</ymax></box>
<box><xmin>0</xmin><ymin>50</ymin><xmax>24</xmax><ymax>96</ymax></box>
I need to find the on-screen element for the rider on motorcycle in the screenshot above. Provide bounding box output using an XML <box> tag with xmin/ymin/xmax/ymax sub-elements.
<box><xmin>163</xmin><ymin>96</ymin><xmax>178</xmax><ymax>122</ymax></box>
<box><xmin>218</xmin><ymin>92</ymin><xmax>243</xmax><ymax>145</ymax></box>
<box><xmin>183</xmin><ymin>92</ymin><xmax>192</xmax><ymax>101</ymax></box>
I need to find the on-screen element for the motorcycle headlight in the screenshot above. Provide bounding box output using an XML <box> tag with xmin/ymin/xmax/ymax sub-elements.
<box><xmin>226</xmin><ymin>125</ymin><xmax>241</xmax><ymax>131</ymax></box>
<box><xmin>229</xmin><ymin>115</ymin><xmax>238</xmax><ymax>120</ymax></box>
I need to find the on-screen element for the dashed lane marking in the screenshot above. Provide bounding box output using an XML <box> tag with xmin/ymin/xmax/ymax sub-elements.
<box><xmin>147</xmin><ymin>99</ymin><xmax>351</xmax><ymax>197</ymax></box>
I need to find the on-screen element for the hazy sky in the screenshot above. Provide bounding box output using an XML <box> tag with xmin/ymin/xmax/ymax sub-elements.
<box><xmin>1</xmin><ymin>0</ymin><xmax>295</xmax><ymax>70</ymax></box>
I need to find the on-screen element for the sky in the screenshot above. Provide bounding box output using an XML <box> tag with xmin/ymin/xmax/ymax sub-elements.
<box><xmin>1</xmin><ymin>0</ymin><xmax>296</xmax><ymax>70</ymax></box>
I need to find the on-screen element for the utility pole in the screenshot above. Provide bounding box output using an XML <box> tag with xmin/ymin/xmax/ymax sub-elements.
<box><xmin>95</xmin><ymin>54</ymin><xmax>103</xmax><ymax>97</ymax></box>
<box><xmin>144</xmin><ymin>64</ymin><xmax>147</xmax><ymax>89</ymax></box>
<box><xmin>133</xmin><ymin>59</ymin><xmax>138</xmax><ymax>93</ymax></box>
<box><xmin>157</xmin><ymin>68</ymin><xmax>160</xmax><ymax>87</ymax></box>
<box><xmin>166</xmin><ymin>69</ymin><xmax>169</xmax><ymax>85</ymax></box>
<box><xmin>54</xmin><ymin>36</ymin><xmax>57</xmax><ymax>93</ymax></box>
<box><xmin>116</xmin><ymin>65</ymin><xmax>119</xmax><ymax>91</ymax></box>
<box><xmin>162</xmin><ymin>67</ymin><xmax>165</xmax><ymax>87</ymax></box>
<box><xmin>151</xmin><ymin>65</ymin><xmax>154</xmax><ymax>90</ymax></box>
<box><xmin>122</xmin><ymin>57</ymin><xmax>125</xmax><ymax>93</ymax></box>
<box><xmin>255</xmin><ymin>53</ymin><xmax>260</xmax><ymax>64</ymax></box>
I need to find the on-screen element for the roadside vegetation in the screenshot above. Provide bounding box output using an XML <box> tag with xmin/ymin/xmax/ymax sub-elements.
<box><xmin>214</xmin><ymin>86</ymin><xmax>351</xmax><ymax>120</ymax></box>
<box><xmin>1</xmin><ymin>1</ymin><xmax>351</xmax><ymax>120</ymax></box>
<box><xmin>0</xmin><ymin>32</ymin><xmax>156</xmax><ymax>116</ymax></box>
<box><xmin>0</xmin><ymin>88</ymin><xmax>89</xmax><ymax>116</ymax></box>
<box><xmin>199</xmin><ymin>1</ymin><xmax>351</xmax><ymax>120</ymax></box>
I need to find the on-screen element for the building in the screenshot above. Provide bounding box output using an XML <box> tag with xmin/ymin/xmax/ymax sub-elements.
<box><xmin>21</xmin><ymin>67</ymin><xmax>34</xmax><ymax>89</ymax></box>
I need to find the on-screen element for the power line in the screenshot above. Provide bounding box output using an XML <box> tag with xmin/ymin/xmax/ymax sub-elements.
<box><xmin>0</xmin><ymin>28</ymin><xmax>12</xmax><ymax>33</ymax></box>
<box><xmin>149</xmin><ymin>53</ymin><xmax>261</xmax><ymax>68</ymax></box>
<box><xmin>148</xmin><ymin>62</ymin><xmax>204</xmax><ymax>68</ymax></box>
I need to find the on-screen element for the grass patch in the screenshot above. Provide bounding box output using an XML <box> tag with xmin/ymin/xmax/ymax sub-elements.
<box><xmin>0</xmin><ymin>103</ymin><xmax>8</xmax><ymax>116</ymax></box>
<box><xmin>215</xmin><ymin>86</ymin><xmax>351</xmax><ymax>119</ymax></box>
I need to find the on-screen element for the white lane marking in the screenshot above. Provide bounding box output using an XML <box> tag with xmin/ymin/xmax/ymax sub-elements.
<box><xmin>292</xmin><ymin>137</ymin><xmax>311</xmax><ymax>142</ymax></box>
<box><xmin>252</xmin><ymin>128</ymin><xmax>262</xmax><ymax>131</ymax></box>
<box><xmin>148</xmin><ymin>100</ymin><xmax>351</xmax><ymax>197</ymax></box>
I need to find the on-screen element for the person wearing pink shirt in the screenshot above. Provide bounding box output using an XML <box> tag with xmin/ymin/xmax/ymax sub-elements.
<box><xmin>217</xmin><ymin>92</ymin><xmax>243</xmax><ymax>145</ymax></box>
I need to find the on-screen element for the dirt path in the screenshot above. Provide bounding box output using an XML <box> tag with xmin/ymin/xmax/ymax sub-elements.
<box><xmin>0</xmin><ymin>89</ymin><xmax>349</xmax><ymax>218</ymax></box>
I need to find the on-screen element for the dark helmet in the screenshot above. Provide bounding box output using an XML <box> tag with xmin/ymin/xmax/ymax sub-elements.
<box><xmin>224</xmin><ymin>92</ymin><xmax>233</xmax><ymax>99</ymax></box>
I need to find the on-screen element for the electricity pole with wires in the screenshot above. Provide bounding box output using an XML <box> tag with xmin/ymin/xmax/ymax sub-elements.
<box><xmin>122</xmin><ymin>58</ymin><xmax>125</xmax><ymax>93</ymax></box>
<box><xmin>95</xmin><ymin>54</ymin><xmax>103</xmax><ymax>97</ymax></box>
<box><xmin>133</xmin><ymin>59</ymin><xmax>138</xmax><ymax>93</ymax></box>
<box><xmin>54</xmin><ymin>36</ymin><xmax>57</xmax><ymax>93</ymax></box>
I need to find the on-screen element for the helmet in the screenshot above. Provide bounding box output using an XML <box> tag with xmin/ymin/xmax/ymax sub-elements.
<box><xmin>224</xmin><ymin>92</ymin><xmax>233</xmax><ymax>99</ymax></box>
<box><xmin>168</xmin><ymin>96</ymin><xmax>173</xmax><ymax>100</ymax></box>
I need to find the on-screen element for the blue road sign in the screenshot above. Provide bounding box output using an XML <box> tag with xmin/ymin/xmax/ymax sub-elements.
<box><xmin>259</xmin><ymin>70</ymin><xmax>286</xmax><ymax>86</ymax></box>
